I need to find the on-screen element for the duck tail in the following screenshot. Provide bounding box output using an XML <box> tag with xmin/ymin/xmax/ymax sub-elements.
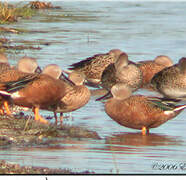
<box><xmin>174</xmin><ymin>104</ymin><xmax>186</xmax><ymax>112</ymax></box>
<box><xmin>0</xmin><ymin>74</ymin><xmax>37</xmax><ymax>94</ymax></box>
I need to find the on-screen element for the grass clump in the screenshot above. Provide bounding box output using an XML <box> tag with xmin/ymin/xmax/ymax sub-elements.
<box><xmin>0</xmin><ymin>2</ymin><xmax>36</xmax><ymax>24</ymax></box>
<box><xmin>14</xmin><ymin>4</ymin><xmax>36</xmax><ymax>18</ymax></box>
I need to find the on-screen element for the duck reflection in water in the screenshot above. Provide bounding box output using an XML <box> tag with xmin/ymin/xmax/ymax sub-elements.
<box><xmin>104</xmin><ymin>132</ymin><xmax>182</xmax><ymax>153</ymax></box>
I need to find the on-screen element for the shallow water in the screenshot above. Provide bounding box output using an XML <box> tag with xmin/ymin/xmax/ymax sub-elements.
<box><xmin>1</xmin><ymin>1</ymin><xmax>186</xmax><ymax>174</ymax></box>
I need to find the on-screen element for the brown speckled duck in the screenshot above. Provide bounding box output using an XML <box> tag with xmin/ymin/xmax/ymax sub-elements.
<box><xmin>0</xmin><ymin>53</ymin><xmax>11</xmax><ymax>73</ymax></box>
<box><xmin>47</xmin><ymin>71</ymin><xmax>91</xmax><ymax>124</ymax></box>
<box><xmin>100</xmin><ymin>52</ymin><xmax>143</xmax><ymax>91</ymax></box>
<box><xmin>137</xmin><ymin>55</ymin><xmax>173</xmax><ymax>88</ymax></box>
<box><xmin>68</xmin><ymin>49</ymin><xmax>123</xmax><ymax>86</ymax></box>
<box><xmin>151</xmin><ymin>57</ymin><xmax>186</xmax><ymax>100</ymax></box>
<box><xmin>97</xmin><ymin>83</ymin><xmax>186</xmax><ymax>135</ymax></box>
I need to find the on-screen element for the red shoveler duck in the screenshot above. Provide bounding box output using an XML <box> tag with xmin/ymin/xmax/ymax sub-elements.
<box><xmin>0</xmin><ymin>56</ymin><xmax>41</xmax><ymax>115</ymax></box>
<box><xmin>97</xmin><ymin>83</ymin><xmax>186</xmax><ymax>135</ymax></box>
<box><xmin>0</xmin><ymin>64</ymin><xmax>67</xmax><ymax>124</ymax></box>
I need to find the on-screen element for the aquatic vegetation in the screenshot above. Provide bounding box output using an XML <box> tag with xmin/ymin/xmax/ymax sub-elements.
<box><xmin>1</xmin><ymin>44</ymin><xmax>42</xmax><ymax>51</ymax></box>
<box><xmin>0</xmin><ymin>2</ymin><xmax>37</xmax><ymax>24</ymax></box>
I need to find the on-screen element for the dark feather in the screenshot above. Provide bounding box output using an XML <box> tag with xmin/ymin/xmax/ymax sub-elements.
<box><xmin>68</xmin><ymin>54</ymin><xmax>106</xmax><ymax>70</ymax></box>
<box><xmin>60</xmin><ymin>72</ymin><xmax>76</xmax><ymax>86</ymax></box>
<box><xmin>147</xmin><ymin>97</ymin><xmax>177</xmax><ymax>111</ymax></box>
<box><xmin>2</xmin><ymin>74</ymin><xmax>38</xmax><ymax>93</ymax></box>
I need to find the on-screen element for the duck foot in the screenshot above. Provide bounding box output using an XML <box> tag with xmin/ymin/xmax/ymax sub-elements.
<box><xmin>33</xmin><ymin>107</ymin><xmax>49</xmax><ymax>124</ymax></box>
<box><xmin>142</xmin><ymin>126</ymin><xmax>149</xmax><ymax>135</ymax></box>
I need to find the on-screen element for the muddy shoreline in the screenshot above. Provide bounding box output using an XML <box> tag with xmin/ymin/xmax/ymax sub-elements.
<box><xmin>0</xmin><ymin>113</ymin><xmax>100</xmax><ymax>174</ymax></box>
<box><xmin>0</xmin><ymin>1</ymin><xmax>100</xmax><ymax>174</ymax></box>
<box><xmin>0</xmin><ymin>160</ymin><xmax>95</xmax><ymax>174</ymax></box>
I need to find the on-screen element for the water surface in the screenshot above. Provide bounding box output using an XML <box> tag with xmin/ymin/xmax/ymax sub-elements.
<box><xmin>1</xmin><ymin>1</ymin><xmax>186</xmax><ymax>174</ymax></box>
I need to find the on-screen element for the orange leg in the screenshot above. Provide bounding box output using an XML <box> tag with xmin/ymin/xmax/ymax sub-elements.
<box><xmin>33</xmin><ymin>107</ymin><xmax>39</xmax><ymax>121</ymax></box>
<box><xmin>3</xmin><ymin>101</ymin><xmax>12</xmax><ymax>116</ymax></box>
<box><xmin>142</xmin><ymin>126</ymin><xmax>149</xmax><ymax>135</ymax></box>
<box><xmin>33</xmin><ymin>107</ymin><xmax>49</xmax><ymax>124</ymax></box>
<box><xmin>38</xmin><ymin>114</ymin><xmax>49</xmax><ymax>124</ymax></box>
<box><xmin>0</xmin><ymin>109</ymin><xmax>4</xmax><ymax>115</ymax></box>
<box><xmin>0</xmin><ymin>105</ymin><xmax>4</xmax><ymax>115</ymax></box>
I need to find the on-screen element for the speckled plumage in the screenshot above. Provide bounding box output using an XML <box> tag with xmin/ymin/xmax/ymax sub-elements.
<box><xmin>46</xmin><ymin>72</ymin><xmax>91</xmax><ymax>124</ymax></box>
<box><xmin>151</xmin><ymin>57</ymin><xmax>186</xmax><ymax>99</ymax></box>
<box><xmin>54</xmin><ymin>84</ymin><xmax>90</xmax><ymax>113</ymax></box>
<box><xmin>68</xmin><ymin>49</ymin><xmax>123</xmax><ymax>84</ymax></box>
<box><xmin>0</xmin><ymin>69</ymin><xmax>36</xmax><ymax>82</ymax></box>
<box><xmin>0</xmin><ymin>56</ymin><xmax>41</xmax><ymax>83</ymax></box>
<box><xmin>0</xmin><ymin>53</ymin><xmax>11</xmax><ymax>73</ymax></box>
<box><xmin>100</xmin><ymin>52</ymin><xmax>142</xmax><ymax>91</ymax></box>
<box><xmin>137</xmin><ymin>55</ymin><xmax>173</xmax><ymax>87</ymax></box>
<box><xmin>0</xmin><ymin>63</ymin><xmax>11</xmax><ymax>73</ymax></box>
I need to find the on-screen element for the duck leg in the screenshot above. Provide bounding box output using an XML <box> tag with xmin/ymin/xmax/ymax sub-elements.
<box><xmin>60</xmin><ymin>112</ymin><xmax>63</xmax><ymax>125</ymax></box>
<box><xmin>3</xmin><ymin>101</ymin><xmax>12</xmax><ymax>116</ymax></box>
<box><xmin>33</xmin><ymin>107</ymin><xmax>49</xmax><ymax>124</ymax></box>
<box><xmin>0</xmin><ymin>106</ymin><xmax>4</xmax><ymax>115</ymax></box>
<box><xmin>54</xmin><ymin>112</ymin><xmax>58</xmax><ymax>125</ymax></box>
<box><xmin>142</xmin><ymin>126</ymin><xmax>149</xmax><ymax>135</ymax></box>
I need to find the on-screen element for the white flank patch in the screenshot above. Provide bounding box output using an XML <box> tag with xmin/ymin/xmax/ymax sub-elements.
<box><xmin>164</xmin><ymin>105</ymin><xmax>186</xmax><ymax>115</ymax></box>
<box><xmin>0</xmin><ymin>90</ymin><xmax>11</xmax><ymax>96</ymax></box>
<box><xmin>174</xmin><ymin>105</ymin><xmax>186</xmax><ymax>111</ymax></box>
<box><xmin>164</xmin><ymin>111</ymin><xmax>173</xmax><ymax>115</ymax></box>
<box><xmin>11</xmin><ymin>91</ymin><xmax>21</xmax><ymax>99</ymax></box>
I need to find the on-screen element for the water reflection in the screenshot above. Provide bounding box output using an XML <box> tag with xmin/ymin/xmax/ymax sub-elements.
<box><xmin>19</xmin><ymin>138</ymin><xmax>93</xmax><ymax>152</ymax></box>
<box><xmin>104</xmin><ymin>132</ymin><xmax>182</xmax><ymax>153</ymax></box>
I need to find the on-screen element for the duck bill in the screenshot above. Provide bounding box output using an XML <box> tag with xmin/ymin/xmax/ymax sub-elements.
<box><xmin>35</xmin><ymin>66</ymin><xmax>42</xmax><ymax>74</ymax></box>
<box><xmin>59</xmin><ymin>72</ymin><xmax>75</xmax><ymax>86</ymax></box>
<box><xmin>85</xmin><ymin>80</ymin><xmax>100</xmax><ymax>88</ymax></box>
<box><xmin>96</xmin><ymin>91</ymin><xmax>113</xmax><ymax>101</ymax></box>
